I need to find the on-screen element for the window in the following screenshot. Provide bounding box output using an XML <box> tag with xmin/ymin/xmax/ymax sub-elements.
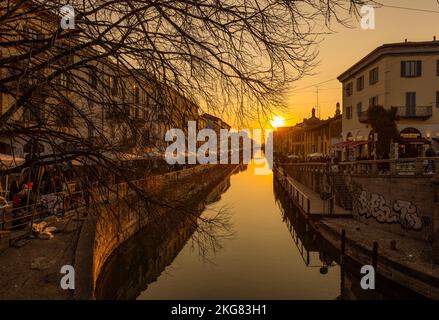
<box><xmin>23</xmin><ymin>25</ymin><xmax>38</xmax><ymax>41</ymax></box>
<box><xmin>55</xmin><ymin>105</ymin><xmax>73</xmax><ymax>126</ymax></box>
<box><xmin>89</xmin><ymin>68</ymin><xmax>97</xmax><ymax>88</ymax></box>
<box><xmin>405</xmin><ymin>92</ymin><xmax>416</xmax><ymax>116</ymax></box>
<box><xmin>23</xmin><ymin>104</ymin><xmax>42</xmax><ymax>123</ymax></box>
<box><xmin>59</xmin><ymin>73</ymin><xmax>69</xmax><ymax>90</ymax></box>
<box><xmin>345</xmin><ymin>82</ymin><xmax>353</xmax><ymax>96</ymax></box>
<box><xmin>401</xmin><ymin>61</ymin><xmax>422</xmax><ymax>77</ymax></box>
<box><xmin>134</xmin><ymin>86</ymin><xmax>140</xmax><ymax>104</ymax></box>
<box><xmin>369</xmin><ymin>67</ymin><xmax>379</xmax><ymax>85</ymax></box>
<box><xmin>369</xmin><ymin>96</ymin><xmax>378</xmax><ymax>108</ymax></box>
<box><xmin>88</xmin><ymin>124</ymin><xmax>94</xmax><ymax>139</ymax></box>
<box><xmin>356</xmin><ymin>102</ymin><xmax>363</xmax><ymax>115</ymax></box>
<box><xmin>345</xmin><ymin>106</ymin><xmax>352</xmax><ymax>119</ymax></box>
<box><xmin>356</xmin><ymin>76</ymin><xmax>364</xmax><ymax>91</ymax></box>
<box><xmin>111</xmin><ymin>77</ymin><xmax>118</xmax><ymax>96</ymax></box>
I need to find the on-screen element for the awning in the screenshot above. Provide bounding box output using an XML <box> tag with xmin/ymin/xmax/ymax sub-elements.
<box><xmin>0</xmin><ymin>154</ymin><xmax>25</xmax><ymax>169</ymax></box>
<box><xmin>349</xmin><ymin>140</ymin><xmax>368</xmax><ymax>148</ymax></box>
<box><xmin>331</xmin><ymin>141</ymin><xmax>352</xmax><ymax>149</ymax></box>
<box><xmin>399</xmin><ymin>138</ymin><xmax>431</xmax><ymax>145</ymax></box>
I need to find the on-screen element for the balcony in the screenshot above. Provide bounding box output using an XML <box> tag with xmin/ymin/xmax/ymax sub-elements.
<box><xmin>105</xmin><ymin>103</ymin><xmax>132</xmax><ymax>121</ymax></box>
<box><xmin>392</xmin><ymin>106</ymin><xmax>433</xmax><ymax>120</ymax></box>
<box><xmin>357</xmin><ymin>111</ymin><xmax>369</xmax><ymax>123</ymax></box>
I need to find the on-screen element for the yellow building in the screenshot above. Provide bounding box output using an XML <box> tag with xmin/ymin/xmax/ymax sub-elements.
<box><xmin>338</xmin><ymin>40</ymin><xmax>439</xmax><ymax>159</ymax></box>
<box><xmin>274</xmin><ymin>107</ymin><xmax>342</xmax><ymax>159</ymax></box>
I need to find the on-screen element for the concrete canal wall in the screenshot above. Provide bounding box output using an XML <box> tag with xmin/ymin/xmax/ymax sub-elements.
<box><xmin>282</xmin><ymin>162</ymin><xmax>438</xmax><ymax>243</ymax></box>
<box><xmin>74</xmin><ymin>164</ymin><xmax>237</xmax><ymax>299</ymax></box>
<box><xmin>274</xmin><ymin>166</ymin><xmax>439</xmax><ymax>298</ymax></box>
<box><xmin>281</xmin><ymin>162</ymin><xmax>439</xmax><ymax>267</ymax></box>
<box><xmin>345</xmin><ymin>175</ymin><xmax>435</xmax><ymax>242</ymax></box>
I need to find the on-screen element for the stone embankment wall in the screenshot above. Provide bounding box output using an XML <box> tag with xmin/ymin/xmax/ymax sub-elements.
<box><xmin>343</xmin><ymin>175</ymin><xmax>435</xmax><ymax>242</ymax></box>
<box><xmin>74</xmin><ymin>164</ymin><xmax>237</xmax><ymax>299</ymax></box>
<box><xmin>282</xmin><ymin>163</ymin><xmax>438</xmax><ymax>244</ymax></box>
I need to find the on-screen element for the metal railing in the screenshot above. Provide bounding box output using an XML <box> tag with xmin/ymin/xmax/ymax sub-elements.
<box><xmin>275</xmin><ymin>167</ymin><xmax>311</xmax><ymax>214</ymax></box>
<box><xmin>0</xmin><ymin>189</ymin><xmax>85</xmax><ymax>231</ymax></box>
<box><xmin>392</xmin><ymin>106</ymin><xmax>433</xmax><ymax>119</ymax></box>
<box><xmin>279</xmin><ymin>157</ymin><xmax>439</xmax><ymax>177</ymax></box>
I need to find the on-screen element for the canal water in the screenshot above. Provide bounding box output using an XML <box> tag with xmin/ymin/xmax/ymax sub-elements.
<box><xmin>95</xmin><ymin>160</ymin><xmax>422</xmax><ymax>300</ymax></box>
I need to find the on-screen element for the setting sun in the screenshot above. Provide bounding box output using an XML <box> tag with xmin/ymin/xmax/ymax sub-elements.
<box><xmin>271</xmin><ymin>116</ymin><xmax>285</xmax><ymax>128</ymax></box>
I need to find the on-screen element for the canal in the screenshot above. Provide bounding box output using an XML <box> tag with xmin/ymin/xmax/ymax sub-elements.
<box><xmin>95</xmin><ymin>160</ymin><xmax>422</xmax><ymax>300</ymax></box>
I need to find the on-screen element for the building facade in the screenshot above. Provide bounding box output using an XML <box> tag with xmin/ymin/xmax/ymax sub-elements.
<box><xmin>0</xmin><ymin>1</ymin><xmax>199</xmax><ymax>162</ymax></box>
<box><xmin>274</xmin><ymin>107</ymin><xmax>342</xmax><ymax>159</ymax></box>
<box><xmin>338</xmin><ymin>40</ymin><xmax>439</xmax><ymax>159</ymax></box>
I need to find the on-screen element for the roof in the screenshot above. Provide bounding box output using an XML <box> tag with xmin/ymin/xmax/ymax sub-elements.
<box><xmin>338</xmin><ymin>40</ymin><xmax>439</xmax><ymax>82</ymax></box>
<box><xmin>303</xmin><ymin>114</ymin><xmax>342</xmax><ymax>132</ymax></box>
<box><xmin>200</xmin><ymin>113</ymin><xmax>231</xmax><ymax>129</ymax></box>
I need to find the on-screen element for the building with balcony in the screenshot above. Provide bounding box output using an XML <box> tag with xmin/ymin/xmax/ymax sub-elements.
<box><xmin>274</xmin><ymin>106</ymin><xmax>342</xmax><ymax>159</ymax></box>
<box><xmin>0</xmin><ymin>1</ymin><xmax>200</xmax><ymax>161</ymax></box>
<box><xmin>338</xmin><ymin>40</ymin><xmax>439</xmax><ymax>159</ymax></box>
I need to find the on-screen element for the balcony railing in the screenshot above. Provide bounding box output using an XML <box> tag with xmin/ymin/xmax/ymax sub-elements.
<box><xmin>357</xmin><ymin>110</ymin><xmax>369</xmax><ymax>123</ymax></box>
<box><xmin>392</xmin><ymin>106</ymin><xmax>433</xmax><ymax>119</ymax></box>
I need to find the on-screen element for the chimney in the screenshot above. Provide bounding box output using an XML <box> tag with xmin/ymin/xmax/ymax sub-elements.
<box><xmin>311</xmin><ymin>108</ymin><xmax>316</xmax><ymax>118</ymax></box>
<box><xmin>405</xmin><ymin>38</ymin><xmax>408</xmax><ymax>43</ymax></box>
<box><xmin>434</xmin><ymin>36</ymin><xmax>437</xmax><ymax>41</ymax></box>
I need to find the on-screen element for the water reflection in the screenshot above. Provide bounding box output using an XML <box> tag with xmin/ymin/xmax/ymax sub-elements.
<box><xmin>96</xmin><ymin>161</ymin><xmax>423</xmax><ymax>300</ymax></box>
<box><xmin>95</xmin><ymin>165</ymin><xmax>241</xmax><ymax>299</ymax></box>
<box><xmin>274</xmin><ymin>179</ymin><xmax>425</xmax><ymax>300</ymax></box>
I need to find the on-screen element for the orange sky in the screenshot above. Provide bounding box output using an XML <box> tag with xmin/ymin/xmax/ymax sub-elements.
<box><xmin>264</xmin><ymin>0</ymin><xmax>439</xmax><ymax>129</ymax></box>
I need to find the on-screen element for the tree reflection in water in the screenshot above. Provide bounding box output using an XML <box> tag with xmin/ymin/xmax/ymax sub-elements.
<box><xmin>95</xmin><ymin>165</ymin><xmax>239</xmax><ymax>299</ymax></box>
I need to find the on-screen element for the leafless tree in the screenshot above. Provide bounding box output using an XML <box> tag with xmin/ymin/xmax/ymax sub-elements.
<box><xmin>0</xmin><ymin>0</ymin><xmax>371</xmax><ymax>239</ymax></box>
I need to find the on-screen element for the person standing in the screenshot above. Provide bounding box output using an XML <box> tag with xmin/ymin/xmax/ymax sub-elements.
<box><xmin>426</xmin><ymin>146</ymin><xmax>436</xmax><ymax>174</ymax></box>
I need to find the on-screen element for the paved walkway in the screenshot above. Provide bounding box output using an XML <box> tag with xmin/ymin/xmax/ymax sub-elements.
<box><xmin>281</xmin><ymin>173</ymin><xmax>351</xmax><ymax>217</ymax></box>
<box><xmin>318</xmin><ymin>218</ymin><xmax>439</xmax><ymax>298</ymax></box>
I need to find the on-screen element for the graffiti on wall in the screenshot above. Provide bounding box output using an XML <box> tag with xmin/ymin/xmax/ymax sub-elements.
<box><xmin>353</xmin><ymin>186</ymin><xmax>430</xmax><ymax>231</ymax></box>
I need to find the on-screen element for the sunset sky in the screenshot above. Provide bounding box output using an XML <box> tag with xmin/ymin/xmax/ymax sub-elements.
<box><xmin>272</xmin><ymin>0</ymin><xmax>439</xmax><ymax>128</ymax></box>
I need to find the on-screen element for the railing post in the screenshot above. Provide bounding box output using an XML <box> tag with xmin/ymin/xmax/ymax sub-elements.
<box><xmin>372</xmin><ymin>241</ymin><xmax>378</xmax><ymax>271</ymax></box>
<box><xmin>307</xmin><ymin>198</ymin><xmax>310</xmax><ymax>215</ymax></box>
<box><xmin>340</xmin><ymin>229</ymin><xmax>346</xmax><ymax>265</ymax></box>
<box><xmin>330</xmin><ymin>197</ymin><xmax>334</xmax><ymax>214</ymax></box>
<box><xmin>371</xmin><ymin>162</ymin><xmax>378</xmax><ymax>175</ymax></box>
<box><xmin>390</xmin><ymin>161</ymin><xmax>397</xmax><ymax>175</ymax></box>
<box><xmin>415</xmin><ymin>158</ymin><xmax>424</xmax><ymax>175</ymax></box>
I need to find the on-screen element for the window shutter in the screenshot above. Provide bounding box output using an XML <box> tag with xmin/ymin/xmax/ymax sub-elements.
<box><xmin>417</xmin><ymin>61</ymin><xmax>422</xmax><ymax>76</ymax></box>
<box><xmin>401</xmin><ymin>61</ymin><xmax>406</xmax><ymax>77</ymax></box>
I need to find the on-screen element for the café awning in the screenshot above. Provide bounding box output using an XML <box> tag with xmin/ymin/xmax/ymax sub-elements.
<box><xmin>0</xmin><ymin>153</ymin><xmax>25</xmax><ymax>169</ymax></box>
<box><xmin>399</xmin><ymin>138</ymin><xmax>431</xmax><ymax>145</ymax></box>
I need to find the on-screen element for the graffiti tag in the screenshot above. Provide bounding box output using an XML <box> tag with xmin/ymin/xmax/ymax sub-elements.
<box><xmin>355</xmin><ymin>190</ymin><xmax>429</xmax><ymax>231</ymax></box>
